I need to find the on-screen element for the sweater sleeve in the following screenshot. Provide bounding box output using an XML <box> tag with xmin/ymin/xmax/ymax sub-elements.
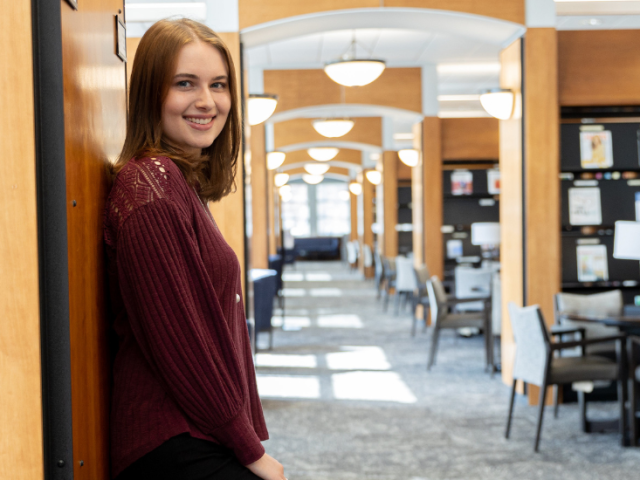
<box><xmin>116</xmin><ymin>198</ymin><xmax>265</xmax><ymax>466</ymax></box>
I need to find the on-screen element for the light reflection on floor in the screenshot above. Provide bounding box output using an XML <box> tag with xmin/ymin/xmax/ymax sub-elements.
<box><xmin>316</xmin><ymin>314</ymin><xmax>363</xmax><ymax>329</ymax></box>
<box><xmin>282</xmin><ymin>288</ymin><xmax>305</xmax><ymax>297</ymax></box>
<box><xmin>256</xmin><ymin>375</ymin><xmax>321</xmax><ymax>399</ymax></box>
<box><xmin>282</xmin><ymin>272</ymin><xmax>304</xmax><ymax>282</ymax></box>
<box><xmin>309</xmin><ymin>288</ymin><xmax>342</xmax><ymax>297</ymax></box>
<box><xmin>326</xmin><ymin>346</ymin><xmax>390</xmax><ymax>371</ymax></box>
<box><xmin>305</xmin><ymin>272</ymin><xmax>332</xmax><ymax>281</ymax></box>
<box><xmin>255</xmin><ymin>354</ymin><xmax>317</xmax><ymax>368</ymax></box>
<box><xmin>332</xmin><ymin>371</ymin><xmax>418</xmax><ymax>404</ymax></box>
<box><xmin>271</xmin><ymin>316</ymin><xmax>312</xmax><ymax>328</ymax></box>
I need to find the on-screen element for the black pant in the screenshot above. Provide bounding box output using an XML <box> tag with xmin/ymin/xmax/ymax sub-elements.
<box><xmin>115</xmin><ymin>434</ymin><xmax>262</xmax><ymax>480</ymax></box>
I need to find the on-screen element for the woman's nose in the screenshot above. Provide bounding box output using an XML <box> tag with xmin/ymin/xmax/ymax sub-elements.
<box><xmin>195</xmin><ymin>87</ymin><xmax>216</xmax><ymax>110</ymax></box>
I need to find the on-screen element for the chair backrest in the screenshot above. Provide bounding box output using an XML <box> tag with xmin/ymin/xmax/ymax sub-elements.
<box><xmin>374</xmin><ymin>249</ymin><xmax>383</xmax><ymax>274</ymax></box>
<box><xmin>454</xmin><ymin>266</ymin><xmax>492</xmax><ymax>299</ymax></box>
<box><xmin>508</xmin><ymin>303</ymin><xmax>550</xmax><ymax>387</ymax></box>
<box><xmin>363</xmin><ymin>244</ymin><xmax>373</xmax><ymax>268</ymax></box>
<box><xmin>413</xmin><ymin>264</ymin><xmax>430</xmax><ymax>294</ymax></box>
<box><xmin>346</xmin><ymin>241</ymin><xmax>357</xmax><ymax>264</ymax></box>
<box><xmin>426</xmin><ymin>276</ymin><xmax>448</xmax><ymax>324</ymax></box>
<box><xmin>555</xmin><ymin>290</ymin><xmax>621</xmax><ymax>339</ymax></box>
<box><xmin>383</xmin><ymin>256</ymin><xmax>396</xmax><ymax>279</ymax></box>
<box><xmin>267</xmin><ymin>254</ymin><xmax>284</xmax><ymax>291</ymax></box>
<box><xmin>395</xmin><ymin>256</ymin><xmax>418</xmax><ymax>292</ymax></box>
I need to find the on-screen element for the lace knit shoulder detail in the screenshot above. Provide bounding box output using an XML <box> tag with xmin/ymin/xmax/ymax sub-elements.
<box><xmin>104</xmin><ymin>156</ymin><xmax>179</xmax><ymax>247</ymax></box>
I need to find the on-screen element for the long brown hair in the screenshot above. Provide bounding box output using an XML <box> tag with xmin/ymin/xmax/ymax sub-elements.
<box><xmin>113</xmin><ymin>18</ymin><xmax>241</xmax><ymax>202</ymax></box>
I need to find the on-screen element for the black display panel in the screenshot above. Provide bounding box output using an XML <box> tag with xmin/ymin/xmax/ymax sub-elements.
<box><xmin>560</xmin><ymin>178</ymin><xmax>640</xmax><ymax>227</ymax></box>
<box><xmin>561</xmin><ymin>235</ymin><xmax>640</xmax><ymax>285</ymax></box>
<box><xmin>443</xmin><ymin>197</ymin><xmax>499</xmax><ymax>225</ymax></box>
<box><xmin>398</xmin><ymin>186</ymin><xmax>412</xmax><ymax>205</ymax></box>
<box><xmin>560</xmin><ymin>122</ymin><xmax>640</xmax><ymax>171</ymax></box>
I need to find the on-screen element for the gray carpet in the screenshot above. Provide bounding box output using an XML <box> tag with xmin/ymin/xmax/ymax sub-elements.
<box><xmin>255</xmin><ymin>261</ymin><xmax>640</xmax><ymax>480</ymax></box>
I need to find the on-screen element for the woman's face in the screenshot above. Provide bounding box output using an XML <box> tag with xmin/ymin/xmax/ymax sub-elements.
<box><xmin>162</xmin><ymin>41</ymin><xmax>231</xmax><ymax>156</ymax></box>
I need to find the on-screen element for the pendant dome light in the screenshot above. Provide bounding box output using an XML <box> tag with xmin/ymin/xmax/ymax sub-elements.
<box><xmin>307</xmin><ymin>147</ymin><xmax>339</xmax><ymax>161</ymax></box>
<box><xmin>479</xmin><ymin>89</ymin><xmax>515</xmax><ymax>120</ymax></box>
<box><xmin>324</xmin><ymin>32</ymin><xmax>386</xmax><ymax>87</ymax></box>
<box><xmin>312</xmin><ymin>119</ymin><xmax>354</xmax><ymax>138</ymax></box>
<box><xmin>304</xmin><ymin>163</ymin><xmax>330</xmax><ymax>175</ymax></box>
<box><xmin>248</xmin><ymin>94</ymin><xmax>278</xmax><ymax>126</ymax></box>
<box><xmin>398</xmin><ymin>149</ymin><xmax>420</xmax><ymax>167</ymax></box>
<box><xmin>267</xmin><ymin>151</ymin><xmax>286</xmax><ymax>170</ymax></box>
<box><xmin>302</xmin><ymin>174</ymin><xmax>324</xmax><ymax>185</ymax></box>
<box><xmin>365</xmin><ymin>170</ymin><xmax>382</xmax><ymax>185</ymax></box>
<box><xmin>279</xmin><ymin>184</ymin><xmax>292</xmax><ymax>196</ymax></box>
<box><xmin>348</xmin><ymin>181</ymin><xmax>362</xmax><ymax>196</ymax></box>
<box><xmin>274</xmin><ymin>173</ymin><xmax>289</xmax><ymax>187</ymax></box>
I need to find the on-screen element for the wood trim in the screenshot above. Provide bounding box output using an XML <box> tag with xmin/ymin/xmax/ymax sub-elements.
<box><xmin>383</xmin><ymin>152</ymin><xmax>398</xmax><ymax>257</ymax></box>
<box><xmin>359</xmin><ymin>177</ymin><xmax>375</xmax><ymax>278</ymax></box>
<box><xmin>250</xmin><ymin>124</ymin><xmax>269</xmax><ymax>269</ymax></box>
<box><xmin>422</xmin><ymin>117</ymin><xmax>443</xmax><ymax>280</ymax></box>
<box><xmin>239</xmin><ymin>0</ymin><xmax>525</xmax><ymax>29</ymax></box>
<box><xmin>350</xmin><ymin>190</ymin><xmax>358</xmax><ymax>241</ymax></box>
<box><xmin>411</xmin><ymin>122</ymin><xmax>424</xmax><ymax>267</ymax></box>
<box><xmin>267</xmin><ymin>171</ymin><xmax>277</xmax><ymax>256</ymax></box>
<box><xmin>499</xmin><ymin>38</ymin><xmax>523</xmax><ymax>388</ymax></box>
<box><xmin>0</xmin><ymin>2</ymin><xmax>44</xmax><ymax>479</ymax></box>
<box><xmin>442</xmin><ymin>162</ymin><xmax>497</xmax><ymax>171</ymax></box>
<box><xmin>441</xmin><ymin>118</ymin><xmax>500</xmax><ymax>161</ymax></box>
<box><xmin>558</xmin><ymin>30</ymin><xmax>640</xmax><ymax>106</ymax></box>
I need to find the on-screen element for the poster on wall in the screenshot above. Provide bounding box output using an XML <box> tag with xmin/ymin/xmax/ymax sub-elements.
<box><xmin>446</xmin><ymin>239</ymin><xmax>463</xmax><ymax>259</ymax></box>
<box><xmin>568</xmin><ymin>187</ymin><xmax>602</xmax><ymax>225</ymax></box>
<box><xmin>487</xmin><ymin>169</ymin><xmax>500</xmax><ymax>194</ymax></box>
<box><xmin>577</xmin><ymin>244</ymin><xmax>609</xmax><ymax>282</ymax></box>
<box><xmin>451</xmin><ymin>170</ymin><xmax>473</xmax><ymax>195</ymax></box>
<box><xmin>580</xmin><ymin>130</ymin><xmax>614</xmax><ymax>169</ymax></box>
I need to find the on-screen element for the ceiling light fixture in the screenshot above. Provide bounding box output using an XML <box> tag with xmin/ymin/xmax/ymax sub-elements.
<box><xmin>339</xmin><ymin>190</ymin><xmax>351</xmax><ymax>201</ymax></box>
<box><xmin>365</xmin><ymin>170</ymin><xmax>382</xmax><ymax>185</ymax></box>
<box><xmin>248</xmin><ymin>93</ymin><xmax>278</xmax><ymax>126</ymax></box>
<box><xmin>274</xmin><ymin>173</ymin><xmax>289</xmax><ymax>187</ymax></box>
<box><xmin>312</xmin><ymin>119</ymin><xmax>355</xmax><ymax>138</ymax></box>
<box><xmin>349</xmin><ymin>181</ymin><xmax>362</xmax><ymax>196</ymax></box>
<box><xmin>279</xmin><ymin>184</ymin><xmax>292</xmax><ymax>196</ymax></box>
<box><xmin>267</xmin><ymin>151</ymin><xmax>286</xmax><ymax>170</ymax></box>
<box><xmin>479</xmin><ymin>89</ymin><xmax>515</xmax><ymax>120</ymax></box>
<box><xmin>398</xmin><ymin>149</ymin><xmax>419</xmax><ymax>167</ymax></box>
<box><xmin>302</xmin><ymin>174</ymin><xmax>324</xmax><ymax>185</ymax></box>
<box><xmin>324</xmin><ymin>32</ymin><xmax>386</xmax><ymax>87</ymax></box>
<box><xmin>304</xmin><ymin>163</ymin><xmax>330</xmax><ymax>175</ymax></box>
<box><xmin>307</xmin><ymin>147</ymin><xmax>339</xmax><ymax>161</ymax></box>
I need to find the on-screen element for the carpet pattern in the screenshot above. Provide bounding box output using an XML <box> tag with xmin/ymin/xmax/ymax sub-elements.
<box><xmin>255</xmin><ymin>261</ymin><xmax>640</xmax><ymax>480</ymax></box>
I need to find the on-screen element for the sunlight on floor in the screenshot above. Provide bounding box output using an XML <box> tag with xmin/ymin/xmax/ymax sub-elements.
<box><xmin>271</xmin><ymin>316</ymin><xmax>312</xmax><ymax>328</ymax></box>
<box><xmin>255</xmin><ymin>354</ymin><xmax>317</xmax><ymax>368</ymax></box>
<box><xmin>282</xmin><ymin>273</ymin><xmax>304</xmax><ymax>282</ymax></box>
<box><xmin>309</xmin><ymin>288</ymin><xmax>343</xmax><ymax>297</ymax></box>
<box><xmin>282</xmin><ymin>288</ymin><xmax>305</xmax><ymax>297</ymax></box>
<box><xmin>305</xmin><ymin>272</ymin><xmax>332</xmax><ymax>281</ymax></box>
<box><xmin>317</xmin><ymin>314</ymin><xmax>363</xmax><ymax>329</ymax></box>
<box><xmin>257</xmin><ymin>375</ymin><xmax>321</xmax><ymax>399</ymax></box>
<box><xmin>326</xmin><ymin>346</ymin><xmax>390</xmax><ymax>370</ymax></box>
<box><xmin>332</xmin><ymin>371</ymin><xmax>417</xmax><ymax>404</ymax></box>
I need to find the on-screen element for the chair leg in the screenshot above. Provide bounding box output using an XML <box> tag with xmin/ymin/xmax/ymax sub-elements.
<box><xmin>506</xmin><ymin>379</ymin><xmax>517</xmax><ymax>439</ymax></box>
<box><xmin>394</xmin><ymin>291</ymin><xmax>401</xmax><ymax>316</ymax></box>
<box><xmin>553</xmin><ymin>385</ymin><xmax>559</xmax><ymax>419</ymax></box>
<box><xmin>427</xmin><ymin>326</ymin><xmax>441</xmax><ymax>370</ymax></box>
<box><xmin>578</xmin><ymin>391</ymin><xmax>588</xmax><ymax>433</ymax></box>
<box><xmin>617</xmin><ymin>377</ymin><xmax>627</xmax><ymax>447</ymax></box>
<box><xmin>383</xmin><ymin>285</ymin><xmax>390</xmax><ymax>312</ymax></box>
<box><xmin>534</xmin><ymin>381</ymin><xmax>549</xmax><ymax>452</ymax></box>
<box><xmin>630</xmin><ymin>376</ymin><xmax>638</xmax><ymax>447</ymax></box>
<box><xmin>269</xmin><ymin>328</ymin><xmax>273</xmax><ymax>350</ymax></box>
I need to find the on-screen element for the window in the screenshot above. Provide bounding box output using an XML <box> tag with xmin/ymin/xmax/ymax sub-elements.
<box><xmin>316</xmin><ymin>182</ymin><xmax>350</xmax><ymax>236</ymax></box>
<box><xmin>281</xmin><ymin>183</ymin><xmax>310</xmax><ymax>237</ymax></box>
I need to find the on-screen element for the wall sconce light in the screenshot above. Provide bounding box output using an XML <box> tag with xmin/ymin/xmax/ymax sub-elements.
<box><xmin>479</xmin><ymin>89</ymin><xmax>515</xmax><ymax>120</ymax></box>
<box><xmin>248</xmin><ymin>93</ymin><xmax>278</xmax><ymax>126</ymax></box>
<box><xmin>267</xmin><ymin>151</ymin><xmax>286</xmax><ymax>170</ymax></box>
<box><xmin>398</xmin><ymin>149</ymin><xmax>419</xmax><ymax>167</ymax></box>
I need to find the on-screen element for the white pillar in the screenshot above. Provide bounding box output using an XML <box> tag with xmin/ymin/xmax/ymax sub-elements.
<box><xmin>421</xmin><ymin>64</ymin><xmax>438</xmax><ymax>117</ymax></box>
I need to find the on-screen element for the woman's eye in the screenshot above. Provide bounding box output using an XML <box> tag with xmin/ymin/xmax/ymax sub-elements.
<box><xmin>177</xmin><ymin>80</ymin><xmax>191</xmax><ymax>88</ymax></box>
<box><xmin>211</xmin><ymin>82</ymin><xmax>227</xmax><ymax>89</ymax></box>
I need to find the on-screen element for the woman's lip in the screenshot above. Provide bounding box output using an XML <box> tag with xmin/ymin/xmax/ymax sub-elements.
<box><xmin>184</xmin><ymin>116</ymin><xmax>216</xmax><ymax>131</ymax></box>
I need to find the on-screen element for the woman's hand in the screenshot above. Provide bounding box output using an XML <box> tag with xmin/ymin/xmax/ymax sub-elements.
<box><xmin>246</xmin><ymin>453</ymin><xmax>286</xmax><ymax>480</ymax></box>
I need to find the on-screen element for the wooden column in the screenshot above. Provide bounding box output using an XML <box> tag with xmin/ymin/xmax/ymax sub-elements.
<box><xmin>422</xmin><ymin>117</ymin><xmax>443</xmax><ymax>280</ymax></box>
<box><xmin>383</xmin><ymin>151</ymin><xmax>398</xmax><ymax>258</ymax></box>
<box><xmin>250</xmin><ymin>124</ymin><xmax>268</xmax><ymax>269</ymax></box>
<box><xmin>350</xmin><ymin>189</ymin><xmax>358</xmax><ymax>241</ymax></box>
<box><xmin>412</xmin><ymin>122</ymin><xmax>424</xmax><ymax>267</ymax></box>
<box><xmin>499</xmin><ymin>31</ymin><xmax>560</xmax><ymax>406</ymax></box>
<box><xmin>358</xmin><ymin>177</ymin><xmax>375</xmax><ymax>278</ymax></box>
<box><xmin>267</xmin><ymin>170</ymin><xmax>277</xmax><ymax>255</ymax></box>
<box><xmin>1</xmin><ymin>2</ymin><xmax>44</xmax><ymax>479</ymax></box>
<box><xmin>208</xmin><ymin>32</ymin><xmax>246</xmax><ymax>293</ymax></box>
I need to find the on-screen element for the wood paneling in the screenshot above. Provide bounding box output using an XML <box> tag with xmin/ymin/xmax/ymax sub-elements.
<box><xmin>441</xmin><ymin>118</ymin><xmax>499</xmax><ymax>160</ymax></box>
<box><xmin>61</xmin><ymin>1</ymin><xmax>127</xmax><ymax>478</ymax></box>
<box><xmin>558</xmin><ymin>30</ymin><xmax>640</xmax><ymax>106</ymax></box>
<box><xmin>412</xmin><ymin>122</ymin><xmax>424</xmax><ymax>267</ymax></box>
<box><xmin>350</xmin><ymin>190</ymin><xmax>358</xmax><ymax>241</ymax></box>
<box><xmin>0</xmin><ymin>2</ymin><xmax>44</xmax><ymax>479</ymax></box>
<box><xmin>274</xmin><ymin>117</ymin><xmax>382</xmax><ymax>148</ymax></box>
<box><xmin>264</xmin><ymin>68</ymin><xmax>421</xmax><ymax>114</ymax></box>
<box><xmin>208</xmin><ymin>32</ymin><xmax>246</xmax><ymax>293</ymax></box>
<box><xmin>251</xmin><ymin>125</ymin><xmax>268</xmax><ymax>269</ymax></box>
<box><xmin>359</xmin><ymin>177</ymin><xmax>375</xmax><ymax>278</ymax></box>
<box><xmin>239</xmin><ymin>0</ymin><xmax>525</xmax><ymax>29</ymax></box>
<box><xmin>422</xmin><ymin>117</ymin><xmax>443</xmax><ymax>280</ymax></box>
<box><xmin>383</xmin><ymin>152</ymin><xmax>399</xmax><ymax>257</ymax></box>
<box><xmin>125</xmin><ymin>37</ymin><xmax>141</xmax><ymax>89</ymax></box>
<box><xmin>397</xmin><ymin>159</ymin><xmax>412</xmax><ymax>180</ymax></box>
<box><xmin>499</xmin><ymin>38</ymin><xmax>523</xmax><ymax>388</ymax></box>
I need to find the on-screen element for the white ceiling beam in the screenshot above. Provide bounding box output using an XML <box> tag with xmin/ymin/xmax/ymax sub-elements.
<box><xmin>125</xmin><ymin>2</ymin><xmax>207</xmax><ymax>23</ymax></box>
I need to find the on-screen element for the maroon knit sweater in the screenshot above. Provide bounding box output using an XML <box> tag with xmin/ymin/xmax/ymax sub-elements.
<box><xmin>104</xmin><ymin>156</ymin><xmax>267</xmax><ymax>478</ymax></box>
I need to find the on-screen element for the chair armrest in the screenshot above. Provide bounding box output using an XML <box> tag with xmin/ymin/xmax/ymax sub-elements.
<box><xmin>446</xmin><ymin>296</ymin><xmax>490</xmax><ymax>306</ymax></box>
<box><xmin>550</xmin><ymin>326</ymin><xmax>586</xmax><ymax>339</ymax></box>
<box><xmin>550</xmin><ymin>334</ymin><xmax>626</xmax><ymax>351</ymax></box>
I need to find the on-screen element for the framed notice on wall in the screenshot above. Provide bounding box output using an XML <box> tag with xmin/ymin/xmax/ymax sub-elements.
<box><xmin>577</xmin><ymin>244</ymin><xmax>609</xmax><ymax>282</ymax></box>
<box><xmin>451</xmin><ymin>170</ymin><xmax>473</xmax><ymax>196</ymax></box>
<box><xmin>568</xmin><ymin>187</ymin><xmax>602</xmax><ymax>225</ymax></box>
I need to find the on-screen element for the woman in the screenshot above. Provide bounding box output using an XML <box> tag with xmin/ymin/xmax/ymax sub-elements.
<box><xmin>104</xmin><ymin>19</ymin><xmax>285</xmax><ymax>480</ymax></box>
